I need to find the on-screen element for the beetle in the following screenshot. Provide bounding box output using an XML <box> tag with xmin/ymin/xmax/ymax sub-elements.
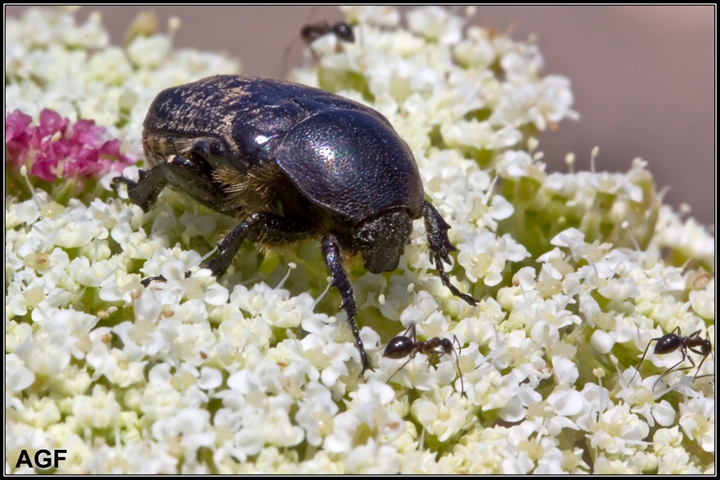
<box><xmin>112</xmin><ymin>75</ymin><xmax>477</xmax><ymax>374</ymax></box>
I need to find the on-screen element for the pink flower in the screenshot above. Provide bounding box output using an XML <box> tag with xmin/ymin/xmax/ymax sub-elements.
<box><xmin>5</xmin><ymin>108</ymin><xmax>137</xmax><ymax>182</ymax></box>
<box><xmin>5</xmin><ymin>109</ymin><xmax>33</xmax><ymax>168</ymax></box>
<box><xmin>37</xmin><ymin>109</ymin><xmax>69</xmax><ymax>143</ymax></box>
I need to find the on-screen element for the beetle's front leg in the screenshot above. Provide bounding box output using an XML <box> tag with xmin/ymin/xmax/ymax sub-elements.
<box><xmin>206</xmin><ymin>212</ymin><xmax>312</xmax><ymax>278</ymax></box>
<box><xmin>422</xmin><ymin>200</ymin><xmax>478</xmax><ymax>306</ymax></box>
<box><xmin>111</xmin><ymin>154</ymin><xmax>218</xmax><ymax>212</ymax></box>
<box><xmin>322</xmin><ymin>234</ymin><xmax>373</xmax><ymax>375</ymax></box>
<box><xmin>112</xmin><ymin>163</ymin><xmax>169</xmax><ymax>212</ymax></box>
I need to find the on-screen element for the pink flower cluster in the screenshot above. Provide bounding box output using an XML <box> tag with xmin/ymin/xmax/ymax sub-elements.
<box><xmin>6</xmin><ymin>109</ymin><xmax>136</xmax><ymax>182</ymax></box>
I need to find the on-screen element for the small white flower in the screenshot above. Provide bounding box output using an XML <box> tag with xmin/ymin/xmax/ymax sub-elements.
<box><xmin>586</xmin><ymin>403</ymin><xmax>650</xmax><ymax>456</ymax></box>
<box><xmin>197</xmin><ymin>367</ymin><xmax>222</xmax><ymax>390</ymax></box>
<box><xmin>6</xmin><ymin>354</ymin><xmax>36</xmax><ymax>392</ymax></box>
<box><xmin>340</xmin><ymin>6</ymin><xmax>400</xmax><ymax>27</ymax></box>
<box><xmin>411</xmin><ymin>386</ymin><xmax>470</xmax><ymax>442</ymax></box>
<box><xmin>295</xmin><ymin>382</ymin><xmax>338</xmax><ymax>447</ymax></box>
<box><xmin>72</xmin><ymin>385</ymin><xmax>121</xmax><ymax>429</ymax></box>
<box><xmin>689</xmin><ymin>289</ymin><xmax>714</xmax><ymax>320</ymax></box>
<box><xmin>345</xmin><ymin>439</ymin><xmax>401</xmax><ymax>473</ymax></box>
<box><xmin>678</xmin><ymin>397</ymin><xmax>714</xmax><ymax>453</ymax></box>
<box><xmin>407</xmin><ymin>6</ymin><xmax>464</xmax><ymax>44</ymax></box>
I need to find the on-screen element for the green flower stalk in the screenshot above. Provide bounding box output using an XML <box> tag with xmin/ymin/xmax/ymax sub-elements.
<box><xmin>6</xmin><ymin>6</ymin><xmax>714</xmax><ymax>474</ymax></box>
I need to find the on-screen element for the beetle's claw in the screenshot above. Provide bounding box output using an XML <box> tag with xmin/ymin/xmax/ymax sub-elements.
<box><xmin>111</xmin><ymin>175</ymin><xmax>135</xmax><ymax>192</ymax></box>
<box><xmin>458</xmin><ymin>292</ymin><xmax>478</xmax><ymax>306</ymax></box>
<box><xmin>205</xmin><ymin>256</ymin><xmax>228</xmax><ymax>279</ymax></box>
<box><xmin>359</xmin><ymin>353</ymin><xmax>375</xmax><ymax>376</ymax></box>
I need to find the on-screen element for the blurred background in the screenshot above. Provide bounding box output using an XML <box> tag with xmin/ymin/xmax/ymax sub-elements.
<box><xmin>7</xmin><ymin>6</ymin><xmax>714</xmax><ymax>226</ymax></box>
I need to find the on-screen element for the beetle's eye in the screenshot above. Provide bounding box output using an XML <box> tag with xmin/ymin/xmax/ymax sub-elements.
<box><xmin>355</xmin><ymin>229</ymin><xmax>374</xmax><ymax>249</ymax></box>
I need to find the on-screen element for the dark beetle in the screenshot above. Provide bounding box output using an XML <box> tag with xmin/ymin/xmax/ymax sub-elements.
<box><xmin>112</xmin><ymin>75</ymin><xmax>477</xmax><ymax>374</ymax></box>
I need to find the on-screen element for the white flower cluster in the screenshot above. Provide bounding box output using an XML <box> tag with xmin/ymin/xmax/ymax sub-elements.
<box><xmin>6</xmin><ymin>6</ymin><xmax>714</xmax><ymax>474</ymax></box>
<box><xmin>6</xmin><ymin>8</ymin><xmax>240</xmax><ymax>158</ymax></box>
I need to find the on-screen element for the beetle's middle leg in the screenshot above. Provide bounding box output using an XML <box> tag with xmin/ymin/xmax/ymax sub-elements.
<box><xmin>207</xmin><ymin>212</ymin><xmax>313</xmax><ymax>278</ymax></box>
<box><xmin>421</xmin><ymin>200</ymin><xmax>478</xmax><ymax>306</ymax></box>
<box><xmin>322</xmin><ymin>233</ymin><xmax>373</xmax><ymax>375</ymax></box>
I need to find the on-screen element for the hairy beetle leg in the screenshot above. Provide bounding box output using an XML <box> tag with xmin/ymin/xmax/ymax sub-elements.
<box><xmin>422</xmin><ymin>201</ymin><xmax>478</xmax><ymax>306</ymax></box>
<box><xmin>138</xmin><ymin>215</ymin><xmax>310</xmax><ymax>285</ymax></box>
<box><xmin>207</xmin><ymin>212</ymin><xmax>312</xmax><ymax>278</ymax></box>
<box><xmin>112</xmin><ymin>154</ymin><xmax>226</xmax><ymax>213</ymax></box>
<box><xmin>111</xmin><ymin>166</ymin><xmax>168</xmax><ymax>212</ymax></box>
<box><xmin>322</xmin><ymin>234</ymin><xmax>373</xmax><ymax>375</ymax></box>
<box><xmin>113</xmin><ymin>156</ymin><xmax>313</xmax><ymax>282</ymax></box>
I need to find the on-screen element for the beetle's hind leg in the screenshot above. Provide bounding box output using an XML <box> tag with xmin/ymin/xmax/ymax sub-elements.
<box><xmin>421</xmin><ymin>201</ymin><xmax>478</xmax><ymax>306</ymax></box>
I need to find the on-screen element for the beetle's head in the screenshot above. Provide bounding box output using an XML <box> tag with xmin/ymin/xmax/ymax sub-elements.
<box><xmin>355</xmin><ymin>209</ymin><xmax>413</xmax><ymax>274</ymax></box>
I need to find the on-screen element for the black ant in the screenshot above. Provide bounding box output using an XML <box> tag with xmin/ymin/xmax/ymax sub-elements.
<box><xmin>282</xmin><ymin>20</ymin><xmax>356</xmax><ymax>76</ymax></box>
<box><xmin>383</xmin><ymin>324</ymin><xmax>466</xmax><ymax>397</ymax></box>
<box><xmin>630</xmin><ymin>327</ymin><xmax>714</xmax><ymax>391</ymax></box>
<box><xmin>301</xmin><ymin>21</ymin><xmax>356</xmax><ymax>46</ymax></box>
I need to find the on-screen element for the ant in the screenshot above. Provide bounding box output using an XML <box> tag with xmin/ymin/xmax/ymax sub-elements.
<box><xmin>630</xmin><ymin>327</ymin><xmax>714</xmax><ymax>391</ymax></box>
<box><xmin>383</xmin><ymin>324</ymin><xmax>466</xmax><ymax>397</ymax></box>
<box><xmin>301</xmin><ymin>21</ymin><xmax>355</xmax><ymax>46</ymax></box>
<box><xmin>282</xmin><ymin>20</ymin><xmax>356</xmax><ymax>76</ymax></box>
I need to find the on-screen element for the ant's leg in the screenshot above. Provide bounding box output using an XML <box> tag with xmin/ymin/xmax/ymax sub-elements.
<box><xmin>451</xmin><ymin>335</ymin><xmax>466</xmax><ymax>398</ymax></box>
<box><xmin>688</xmin><ymin>331</ymin><xmax>714</xmax><ymax>382</ymax></box>
<box><xmin>652</xmin><ymin>347</ymin><xmax>692</xmax><ymax>391</ymax></box>
<box><xmin>406</xmin><ymin>324</ymin><xmax>417</xmax><ymax>341</ymax></box>
<box><xmin>690</xmin><ymin>350</ymin><xmax>713</xmax><ymax>381</ymax></box>
<box><xmin>387</xmin><ymin>355</ymin><xmax>416</xmax><ymax>384</ymax></box>
<box><xmin>630</xmin><ymin>336</ymin><xmax>663</xmax><ymax>384</ymax></box>
<box><xmin>453</xmin><ymin>335</ymin><xmax>463</xmax><ymax>356</ymax></box>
